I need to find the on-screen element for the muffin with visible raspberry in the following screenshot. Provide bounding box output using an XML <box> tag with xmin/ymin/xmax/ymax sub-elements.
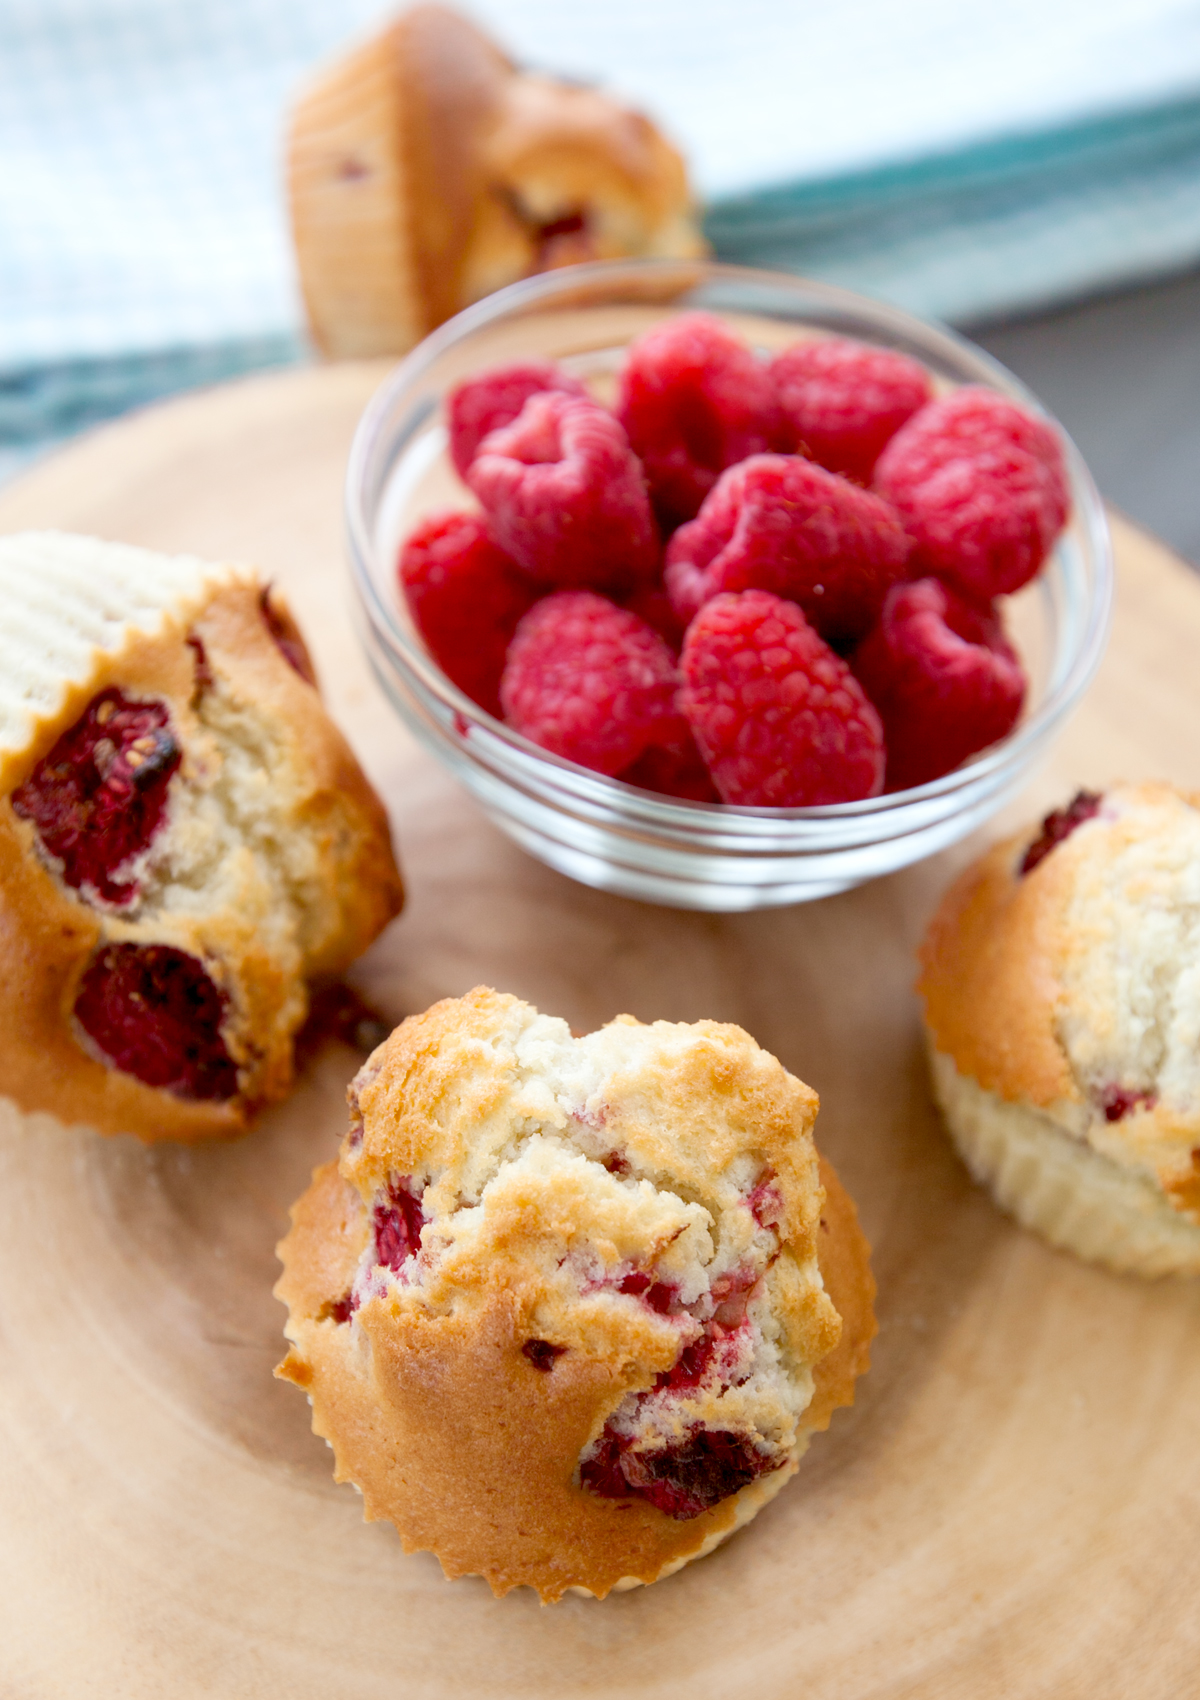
<box><xmin>919</xmin><ymin>782</ymin><xmax>1200</xmax><ymax>1275</ymax></box>
<box><xmin>275</xmin><ymin>987</ymin><xmax>876</xmax><ymax>1601</ymax></box>
<box><xmin>0</xmin><ymin>531</ymin><xmax>404</xmax><ymax>1143</ymax></box>
<box><xmin>288</xmin><ymin>5</ymin><xmax>705</xmax><ymax>360</ymax></box>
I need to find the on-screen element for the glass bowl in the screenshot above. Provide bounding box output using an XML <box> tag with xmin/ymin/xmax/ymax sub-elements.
<box><xmin>346</xmin><ymin>259</ymin><xmax>1112</xmax><ymax>911</ymax></box>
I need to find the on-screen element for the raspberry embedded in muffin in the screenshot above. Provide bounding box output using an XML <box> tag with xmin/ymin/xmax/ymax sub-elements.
<box><xmin>258</xmin><ymin>584</ymin><xmax>318</xmax><ymax>686</ymax></box>
<box><xmin>581</xmin><ymin>1427</ymin><xmax>776</xmax><ymax>1521</ymax></box>
<box><xmin>373</xmin><ymin>1177</ymin><xmax>426</xmax><ymax>1271</ymax></box>
<box><xmin>0</xmin><ymin>531</ymin><xmax>404</xmax><ymax>1143</ymax></box>
<box><xmin>12</xmin><ymin>688</ymin><xmax>181</xmax><ymax>906</ymax></box>
<box><xmin>1019</xmin><ymin>789</ymin><xmax>1102</xmax><ymax>875</ymax></box>
<box><xmin>275</xmin><ymin>987</ymin><xmax>876</xmax><ymax>1600</ymax></box>
<box><xmin>579</xmin><ymin>1252</ymin><xmax>788</xmax><ymax>1519</ymax></box>
<box><xmin>73</xmin><ymin>942</ymin><xmax>238</xmax><ymax>1101</ymax></box>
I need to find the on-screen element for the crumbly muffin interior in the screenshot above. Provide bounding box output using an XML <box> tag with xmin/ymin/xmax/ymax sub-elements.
<box><xmin>1055</xmin><ymin>788</ymin><xmax>1200</xmax><ymax>1136</ymax></box>
<box><xmin>1002</xmin><ymin>785</ymin><xmax>1200</xmax><ymax>1212</ymax></box>
<box><xmin>114</xmin><ymin>636</ymin><xmax>320</xmax><ymax>1006</ymax></box>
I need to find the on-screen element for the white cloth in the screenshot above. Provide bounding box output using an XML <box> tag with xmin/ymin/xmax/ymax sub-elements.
<box><xmin>3</xmin><ymin>0</ymin><xmax>1200</xmax><ymax>377</ymax></box>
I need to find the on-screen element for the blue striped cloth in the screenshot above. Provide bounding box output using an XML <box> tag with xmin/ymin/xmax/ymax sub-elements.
<box><xmin>4</xmin><ymin>0</ymin><xmax>1200</xmax><ymax>459</ymax></box>
<box><xmin>707</xmin><ymin>94</ymin><xmax>1200</xmax><ymax>324</ymax></box>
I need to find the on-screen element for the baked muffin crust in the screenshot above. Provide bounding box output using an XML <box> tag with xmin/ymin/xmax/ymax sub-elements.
<box><xmin>919</xmin><ymin>781</ymin><xmax>1200</xmax><ymax>1270</ymax></box>
<box><xmin>0</xmin><ymin>531</ymin><xmax>403</xmax><ymax>1141</ymax></box>
<box><xmin>276</xmin><ymin>988</ymin><xmax>875</xmax><ymax>1600</ymax></box>
<box><xmin>287</xmin><ymin>5</ymin><xmax>706</xmax><ymax>359</ymax></box>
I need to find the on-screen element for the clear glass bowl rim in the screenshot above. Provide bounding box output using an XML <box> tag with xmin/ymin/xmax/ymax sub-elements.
<box><xmin>345</xmin><ymin>257</ymin><xmax>1113</xmax><ymax>835</ymax></box>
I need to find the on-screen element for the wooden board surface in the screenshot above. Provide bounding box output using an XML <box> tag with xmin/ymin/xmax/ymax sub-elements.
<box><xmin>1</xmin><ymin>364</ymin><xmax>1198</xmax><ymax>1700</ymax></box>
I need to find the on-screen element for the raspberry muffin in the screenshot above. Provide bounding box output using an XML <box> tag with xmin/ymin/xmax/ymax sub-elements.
<box><xmin>919</xmin><ymin>782</ymin><xmax>1200</xmax><ymax>1275</ymax></box>
<box><xmin>289</xmin><ymin>5</ymin><xmax>704</xmax><ymax>359</ymax></box>
<box><xmin>0</xmin><ymin>531</ymin><xmax>404</xmax><ymax>1143</ymax></box>
<box><xmin>275</xmin><ymin>987</ymin><xmax>876</xmax><ymax>1601</ymax></box>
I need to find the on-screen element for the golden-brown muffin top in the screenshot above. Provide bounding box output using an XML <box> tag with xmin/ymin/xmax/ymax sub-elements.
<box><xmin>278</xmin><ymin>989</ymin><xmax>875</xmax><ymax>1599</ymax></box>
<box><xmin>919</xmin><ymin>780</ymin><xmax>1200</xmax><ymax>1215</ymax></box>
<box><xmin>341</xmin><ymin>987</ymin><xmax>840</xmax><ymax>1397</ymax></box>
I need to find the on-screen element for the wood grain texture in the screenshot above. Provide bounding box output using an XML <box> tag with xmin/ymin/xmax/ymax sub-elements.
<box><xmin>0</xmin><ymin>364</ymin><xmax>1198</xmax><ymax>1699</ymax></box>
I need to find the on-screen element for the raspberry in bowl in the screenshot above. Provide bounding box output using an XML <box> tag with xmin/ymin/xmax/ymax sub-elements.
<box><xmin>348</xmin><ymin>260</ymin><xmax>1112</xmax><ymax>910</ymax></box>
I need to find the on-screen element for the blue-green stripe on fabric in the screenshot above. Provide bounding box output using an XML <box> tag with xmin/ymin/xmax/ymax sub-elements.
<box><xmin>706</xmin><ymin>89</ymin><xmax>1200</xmax><ymax>323</ymax></box>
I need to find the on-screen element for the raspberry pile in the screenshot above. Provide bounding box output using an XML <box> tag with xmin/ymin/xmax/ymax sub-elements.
<box><xmin>398</xmin><ymin>328</ymin><xmax>1070</xmax><ymax>807</ymax></box>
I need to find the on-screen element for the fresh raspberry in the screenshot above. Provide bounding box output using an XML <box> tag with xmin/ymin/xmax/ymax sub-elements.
<box><xmin>12</xmin><ymin>688</ymin><xmax>181</xmax><ymax>906</ymax></box>
<box><xmin>851</xmin><ymin>578</ymin><xmax>1026</xmax><ymax>791</ymax></box>
<box><xmin>615</xmin><ymin>312</ymin><xmax>779</xmax><ymax>527</ymax></box>
<box><xmin>1019</xmin><ymin>789</ymin><xmax>1102</xmax><ymax>875</ymax></box>
<box><xmin>500</xmin><ymin>591</ymin><xmax>682</xmax><ymax>776</ymax></box>
<box><xmin>446</xmin><ymin>359</ymin><xmax>586</xmax><ymax>480</ymax></box>
<box><xmin>469</xmin><ymin>392</ymin><xmax>659</xmax><ymax>591</ymax></box>
<box><xmin>619</xmin><ymin>581</ymin><xmax>688</xmax><ymax>652</ymax></box>
<box><xmin>908</xmin><ymin>385</ymin><xmax>1062</xmax><ymax>462</ymax></box>
<box><xmin>620</xmin><ymin>730</ymin><xmax>719</xmax><ymax>802</ymax></box>
<box><xmin>398</xmin><ymin>510</ymin><xmax>540</xmax><ymax>716</ymax></box>
<box><xmin>873</xmin><ymin>386</ymin><xmax>1070</xmax><ymax>597</ymax></box>
<box><xmin>680</xmin><ymin>590</ymin><xmax>885</xmax><ymax>806</ymax></box>
<box><xmin>770</xmin><ymin>336</ymin><xmax>932</xmax><ymax>482</ymax></box>
<box><xmin>73</xmin><ymin>943</ymin><xmax>238</xmax><ymax>1099</ymax></box>
<box><xmin>665</xmin><ymin>454</ymin><xmax>910</xmax><ymax>648</ymax></box>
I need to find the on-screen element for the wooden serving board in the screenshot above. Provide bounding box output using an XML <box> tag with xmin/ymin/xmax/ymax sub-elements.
<box><xmin>1</xmin><ymin>365</ymin><xmax>1198</xmax><ymax>1700</ymax></box>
